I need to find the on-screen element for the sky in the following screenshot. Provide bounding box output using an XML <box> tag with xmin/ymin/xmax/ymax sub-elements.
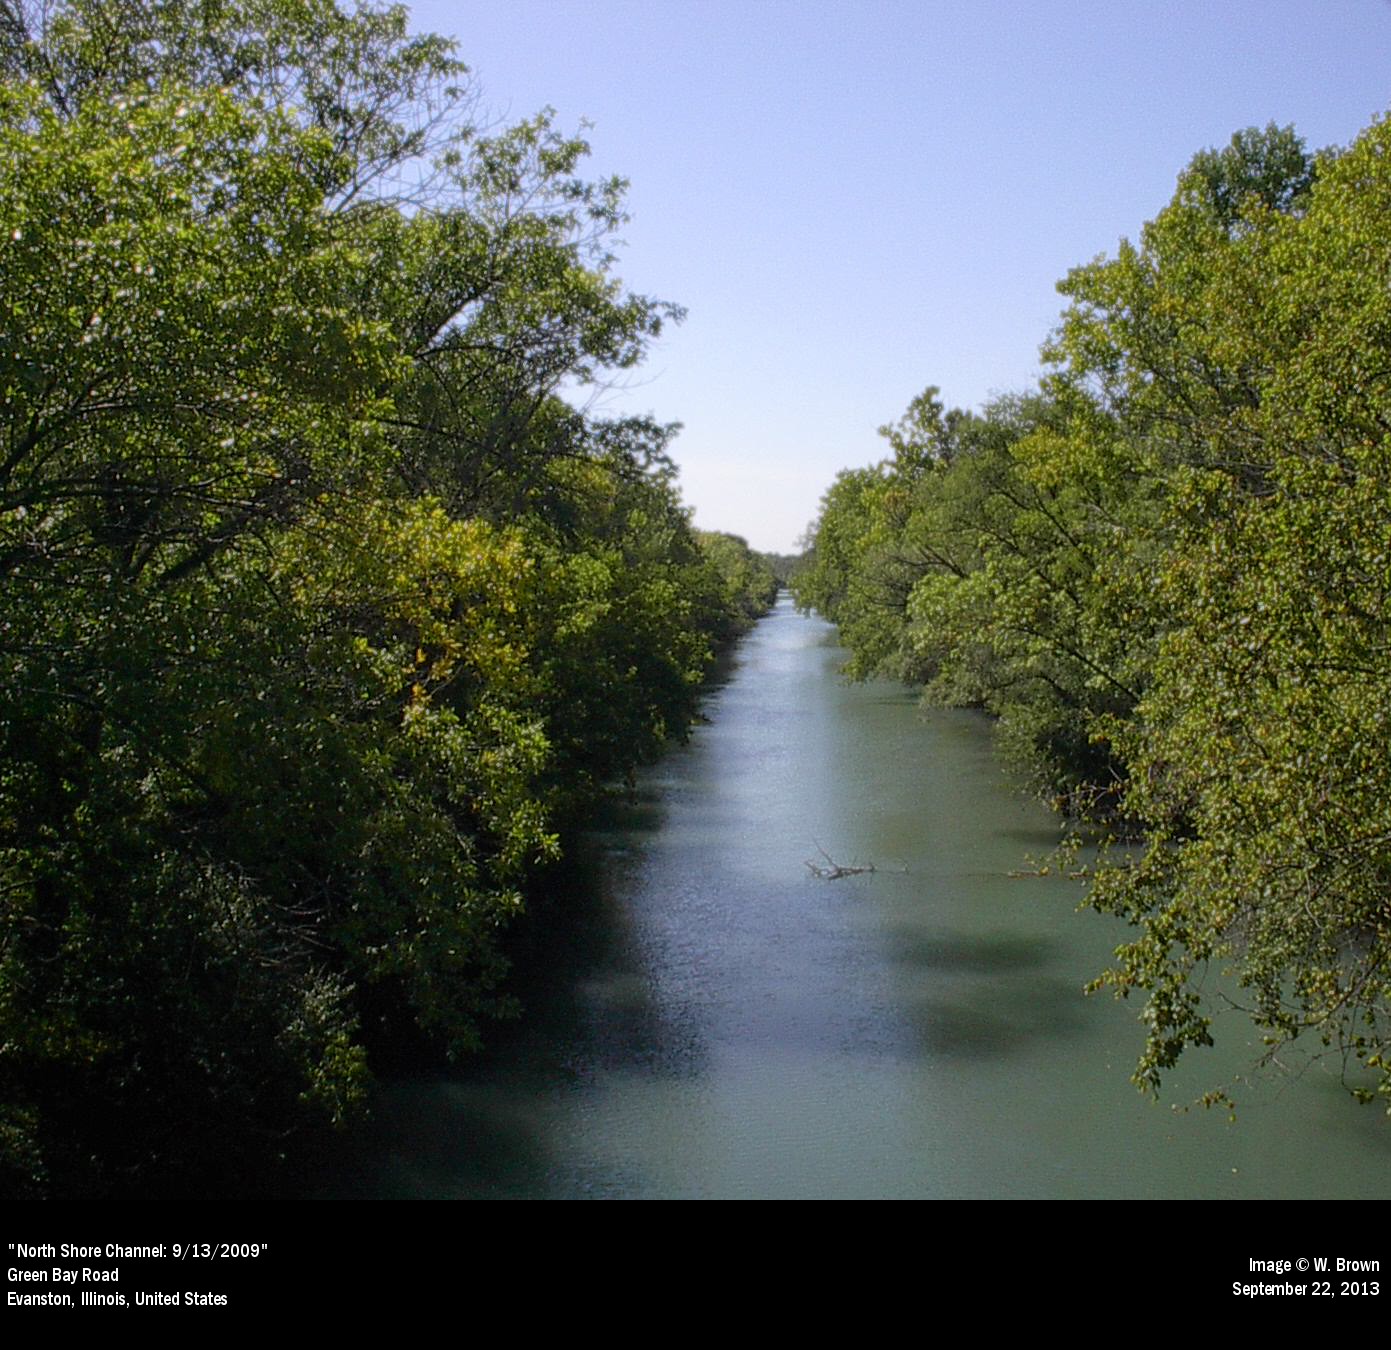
<box><xmin>406</xmin><ymin>0</ymin><xmax>1391</xmax><ymax>553</ymax></box>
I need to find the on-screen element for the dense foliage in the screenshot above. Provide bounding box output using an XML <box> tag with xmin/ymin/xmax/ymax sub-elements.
<box><xmin>0</xmin><ymin>0</ymin><xmax>773</xmax><ymax>1196</ymax></box>
<box><xmin>794</xmin><ymin>120</ymin><xmax>1391</xmax><ymax>1114</ymax></box>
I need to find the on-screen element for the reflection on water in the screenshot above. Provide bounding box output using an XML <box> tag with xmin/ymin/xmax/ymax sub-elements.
<box><xmin>325</xmin><ymin>598</ymin><xmax>1391</xmax><ymax>1199</ymax></box>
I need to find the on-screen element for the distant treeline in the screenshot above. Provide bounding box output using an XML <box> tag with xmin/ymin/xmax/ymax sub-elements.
<box><xmin>0</xmin><ymin>1</ymin><xmax>774</xmax><ymax>1197</ymax></box>
<box><xmin>794</xmin><ymin>119</ymin><xmax>1391</xmax><ymax>1115</ymax></box>
<box><xmin>761</xmin><ymin>553</ymin><xmax>806</xmax><ymax>588</ymax></box>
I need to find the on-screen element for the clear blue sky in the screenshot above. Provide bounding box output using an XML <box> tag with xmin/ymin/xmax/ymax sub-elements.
<box><xmin>407</xmin><ymin>0</ymin><xmax>1391</xmax><ymax>552</ymax></box>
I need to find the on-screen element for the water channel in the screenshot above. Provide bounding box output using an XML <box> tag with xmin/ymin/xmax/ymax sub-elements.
<box><xmin>328</xmin><ymin>597</ymin><xmax>1391</xmax><ymax>1199</ymax></box>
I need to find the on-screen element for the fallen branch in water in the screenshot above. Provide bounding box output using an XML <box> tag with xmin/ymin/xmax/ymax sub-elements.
<box><xmin>805</xmin><ymin>840</ymin><xmax>877</xmax><ymax>880</ymax></box>
<box><xmin>1008</xmin><ymin>864</ymin><xmax>1091</xmax><ymax>879</ymax></box>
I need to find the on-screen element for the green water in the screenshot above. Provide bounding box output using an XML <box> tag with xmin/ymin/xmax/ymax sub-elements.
<box><xmin>330</xmin><ymin>597</ymin><xmax>1391</xmax><ymax>1198</ymax></box>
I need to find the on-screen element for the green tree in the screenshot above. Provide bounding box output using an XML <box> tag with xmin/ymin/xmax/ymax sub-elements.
<box><xmin>695</xmin><ymin>530</ymin><xmax>778</xmax><ymax>639</ymax></box>
<box><xmin>1080</xmin><ymin>117</ymin><xmax>1391</xmax><ymax>1110</ymax></box>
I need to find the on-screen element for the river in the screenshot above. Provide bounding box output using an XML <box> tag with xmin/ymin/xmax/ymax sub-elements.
<box><xmin>326</xmin><ymin>596</ymin><xmax>1391</xmax><ymax>1199</ymax></box>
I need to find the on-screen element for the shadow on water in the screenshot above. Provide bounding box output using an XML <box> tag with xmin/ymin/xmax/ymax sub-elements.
<box><xmin>888</xmin><ymin>930</ymin><xmax>1058</xmax><ymax>976</ymax></box>
<box><xmin>994</xmin><ymin>824</ymin><xmax>1067</xmax><ymax>850</ymax></box>
<box><xmin>880</xmin><ymin>928</ymin><xmax>1090</xmax><ymax>1061</ymax></box>
<box><xmin>591</xmin><ymin>792</ymin><xmax>666</xmax><ymax>835</ymax></box>
<box><xmin>501</xmin><ymin>809</ymin><xmax>716</xmax><ymax>1071</ymax></box>
<box><xmin>907</xmin><ymin>979</ymin><xmax>1091</xmax><ymax>1061</ymax></box>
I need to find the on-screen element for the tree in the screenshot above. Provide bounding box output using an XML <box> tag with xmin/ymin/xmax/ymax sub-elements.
<box><xmin>1080</xmin><ymin>116</ymin><xmax>1391</xmax><ymax>1111</ymax></box>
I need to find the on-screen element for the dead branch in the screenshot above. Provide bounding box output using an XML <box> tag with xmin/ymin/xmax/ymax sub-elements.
<box><xmin>805</xmin><ymin>840</ymin><xmax>877</xmax><ymax>880</ymax></box>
